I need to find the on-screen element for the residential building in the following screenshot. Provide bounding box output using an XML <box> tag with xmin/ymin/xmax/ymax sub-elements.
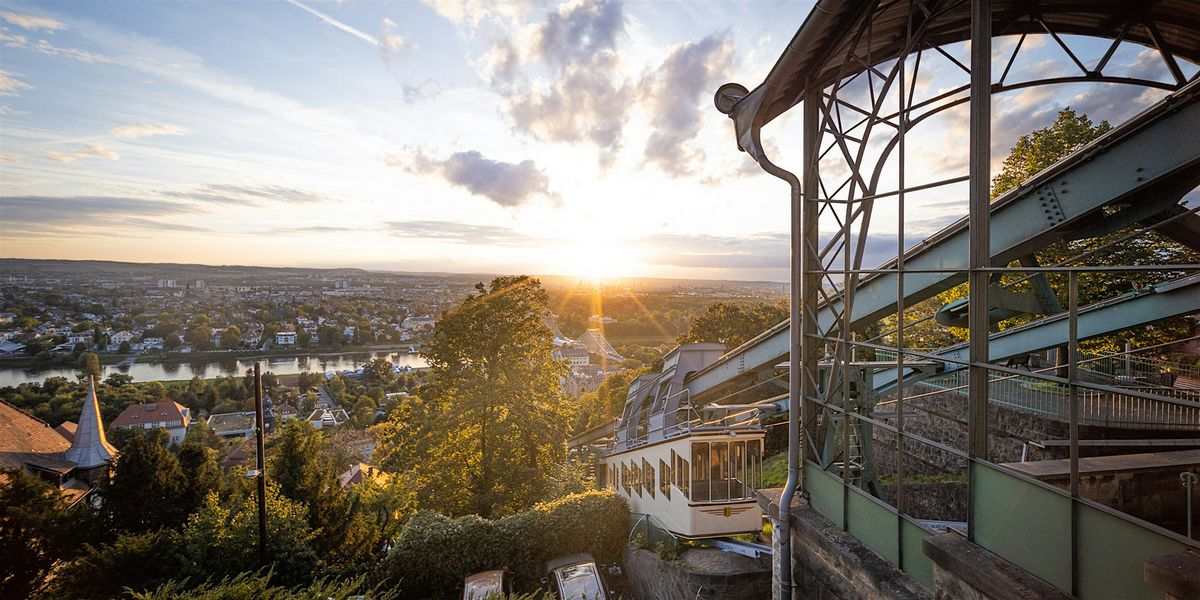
<box><xmin>206</xmin><ymin>412</ymin><xmax>256</xmax><ymax>438</ymax></box>
<box><xmin>337</xmin><ymin>463</ymin><xmax>387</xmax><ymax>489</ymax></box>
<box><xmin>276</xmin><ymin>331</ymin><xmax>297</xmax><ymax>345</ymax></box>
<box><xmin>110</xmin><ymin>401</ymin><xmax>192</xmax><ymax>445</ymax></box>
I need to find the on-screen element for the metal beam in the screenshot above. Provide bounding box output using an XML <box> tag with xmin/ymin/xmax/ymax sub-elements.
<box><xmin>686</xmin><ymin>81</ymin><xmax>1200</xmax><ymax>405</ymax></box>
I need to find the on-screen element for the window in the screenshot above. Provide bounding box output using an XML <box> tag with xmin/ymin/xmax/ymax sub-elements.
<box><xmin>711</xmin><ymin>441</ymin><xmax>729</xmax><ymax>501</ymax></box>
<box><xmin>692</xmin><ymin>442</ymin><xmax>710</xmax><ymax>502</ymax></box>
<box><xmin>643</xmin><ymin>458</ymin><xmax>655</xmax><ymax>499</ymax></box>
<box><xmin>621</xmin><ymin>462</ymin><xmax>629</xmax><ymax>495</ymax></box>
<box><xmin>680</xmin><ymin>456</ymin><xmax>690</xmax><ymax>499</ymax></box>
<box><xmin>659</xmin><ymin>458</ymin><xmax>671</xmax><ymax>500</ymax></box>
<box><xmin>747</xmin><ymin>439</ymin><xmax>761</xmax><ymax>493</ymax></box>
<box><xmin>632</xmin><ymin>461</ymin><xmax>642</xmax><ymax>497</ymax></box>
<box><xmin>731</xmin><ymin>440</ymin><xmax>746</xmax><ymax>499</ymax></box>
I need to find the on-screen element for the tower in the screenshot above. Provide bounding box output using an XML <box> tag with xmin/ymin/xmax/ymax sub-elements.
<box><xmin>64</xmin><ymin>376</ymin><xmax>117</xmax><ymax>480</ymax></box>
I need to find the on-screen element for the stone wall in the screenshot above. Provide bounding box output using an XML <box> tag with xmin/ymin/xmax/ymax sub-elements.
<box><xmin>759</xmin><ymin>489</ymin><xmax>931</xmax><ymax>600</ymax></box>
<box><xmin>880</xmin><ymin>482</ymin><xmax>968</xmax><ymax>521</ymax></box>
<box><xmin>623</xmin><ymin>546</ymin><xmax>771</xmax><ymax>600</ymax></box>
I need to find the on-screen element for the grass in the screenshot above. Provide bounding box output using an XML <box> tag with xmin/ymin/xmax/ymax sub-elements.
<box><xmin>761</xmin><ymin>452</ymin><xmax>793</xmax><ymax>488</ymax></box>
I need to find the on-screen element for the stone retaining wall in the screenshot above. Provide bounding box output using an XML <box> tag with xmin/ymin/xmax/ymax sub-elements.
<box><xmin>623</xmin><ymin>546</ymin><xmax>771</xmax><ymax>600</ymax></box>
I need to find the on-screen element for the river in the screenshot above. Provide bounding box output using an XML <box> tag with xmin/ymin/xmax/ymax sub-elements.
<box><xmin>0</xmin><ymin>350</ymin><xmax>429</xmax><ymax>387</ymax></box>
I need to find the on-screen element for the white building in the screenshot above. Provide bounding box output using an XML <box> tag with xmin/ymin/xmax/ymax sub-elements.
<box><xmin>276</xmin><ymin>331</ymin><xmax>297</xmax><ymax>345</ymax></box>
<box><xmin>111</xmin><ymin>401</ymin><xmax>192</xmax><ymax>445</ymax></box>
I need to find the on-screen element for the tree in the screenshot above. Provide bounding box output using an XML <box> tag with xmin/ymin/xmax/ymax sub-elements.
<box><xmin>269</xmin><ymin>420</ymin><xmax>378</xmax><ymax>567</ymax></box>
<box><xmin>99</xmin><ymin>429</ymin><xmax>187</xmax><ymax>535</ymax></box>
<box><xmin>118</xmin><ymin>340</ymin><xmax>132</xmax><ymax>353</ymax></box>
<box><xmin>186</xmin><ymin>325</ymin><xmax>214</xmax><ymax>351</ymax></box>
<box><xmin>220</xmin><ymin>325</ymin><xmax>242</xmax><ymax>349</ymax></box>
<box><xmin>179</xmin><ymin>484</ymin><xmax>320</xmax><ymax>587</ymax></box>
<box><xmin>677</xmin><ymin>302</ymin><xmax>788</xmax><ymax>349</ymax></box>
<box><xmin>0</xmin><ymin>470</ymin><xmax>81</xmax><ymax>598</ymax></box>
<box><xmin>78</xmin><ymin>352</ymin><xmax>101</xmax><ymax>379</ymax></box>
<box><xmin>177</xmin><ymin>441</ymin><xmax>222</xmax><ymax>515</ymax></box>
<box><xmin>375</xmin><ymin>276</ymin><xmax>570</xmax><ymax>518</ymax></box>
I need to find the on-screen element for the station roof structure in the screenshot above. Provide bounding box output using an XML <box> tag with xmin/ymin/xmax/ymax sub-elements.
<box><xmin>728</xmin><ymin>0</ymin><xmax>1200</xmax><ymax>130</ymax></box>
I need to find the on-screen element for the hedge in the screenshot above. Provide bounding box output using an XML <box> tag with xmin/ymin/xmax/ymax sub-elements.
<box><xmin>378</xmin><ymin>490</ymin><xmax>629</xmax><ymax>598</ymax></box>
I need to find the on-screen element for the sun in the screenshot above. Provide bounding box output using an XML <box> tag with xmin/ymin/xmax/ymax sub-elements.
<box><xmin>558</xmin><ymin>239</ymin><xmax>637</xmax><ymax>283</ymax></box>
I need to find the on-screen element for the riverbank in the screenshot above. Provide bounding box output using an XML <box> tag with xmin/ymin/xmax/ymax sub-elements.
<box><xmin>0</xmin><ymin>343</ymin><xmax>421</xmax><ymax>369</ymax></box>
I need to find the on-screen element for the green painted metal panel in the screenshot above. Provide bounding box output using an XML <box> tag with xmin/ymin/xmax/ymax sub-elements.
<box><xmin>1077</xmin><ymin>503</ymin><xmax>1186</xmax><ymax>600</ymax></box>
<box><xmin>804</xmin><ymin>461</ymin><xmax>844</xmax><ymax>529</ymax></box>
<box><xmin>846</xmin><ymin>486</ymin><xmax>899</xmax><ymax>564</ymax></box>
<box><xmin>900</xmin><ymin>518</ymin><xmax>934</xmax><ymax>588</ymax></box>
<box><xmin>971</xmin><ymin>463</ymin><xmax>1072</xmax><ymax>591</ymax></box>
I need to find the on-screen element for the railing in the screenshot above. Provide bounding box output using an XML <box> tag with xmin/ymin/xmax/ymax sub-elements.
<box><xmin>917</xmin><ymin>370</ymin><xmax>1200</xmax><ymax>430</ymax></box>
<box><xmin>613</xmin><ymin>388</ymin><xmax>768</xmax><ymax>453</ymax></box>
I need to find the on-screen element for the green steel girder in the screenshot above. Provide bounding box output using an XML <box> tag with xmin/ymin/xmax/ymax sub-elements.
<box><xmin>685</xmin><ymin>80</ymin><xmax>1200</xmax><ymax>406</ymax></box>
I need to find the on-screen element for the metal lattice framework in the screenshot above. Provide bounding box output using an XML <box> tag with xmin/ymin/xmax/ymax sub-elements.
<box><xmin>715</xmin><ymin>0</ymin><xmax>1200</xmax><ymax>597</ymax></box>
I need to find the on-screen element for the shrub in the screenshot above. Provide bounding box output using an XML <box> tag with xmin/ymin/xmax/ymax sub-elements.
<box><xmin>379</xmin><ymin>490</ymin><xmax>629</xmax><ymax>597</ymax></box>
<box><xmin>128</xmin><ymin>571</ymin><xmax>400</xmax><ymax>600</ymax></box>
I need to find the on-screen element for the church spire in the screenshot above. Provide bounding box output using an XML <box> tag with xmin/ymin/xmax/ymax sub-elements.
<box><xmin>64</xmin><ymin>376</ymin><xmax>117</xmax><ymax>469</ymax></box>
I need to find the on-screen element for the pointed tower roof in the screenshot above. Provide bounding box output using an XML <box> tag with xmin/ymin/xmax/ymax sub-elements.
<box><xmin>64</xmin><ymin>377</ymin><xmax>117</xmax><ymax>469</ymax></box>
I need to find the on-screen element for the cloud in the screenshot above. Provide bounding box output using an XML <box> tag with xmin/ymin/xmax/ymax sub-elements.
<box><xmin>0</xmin><ymin>11</ymin><xmax>65</xmax><ymax>32</ymax></box>
<box><xmin>109</xmin><ymin>123</ymin><xmax>186</xmax><ymax>138</ymax></box>
<box><xmin>419</xmin><ymin>0</ymin><xmax>528</xmax><ymax>31</ymax></box>
<box><xmin>0</xmin><ymin>68</ymin><xmax>31</xmax><ymax>96</ymax></box>
<box><xmin>641</xmin><ymin>34</ymin><xmax>734</xmax><ymax>176</ymax></box>
<box><xmin>286</xmin><ymin>0</ymin><xmax>411</xmax><ymax>58</ymax></box>
<box><xmin>387</xmin><ymin>150</ymin><xmax>552</xmax><ymax>207</ymax></box>
<box><xmin>1</xmin><ymin>32</ymin><xmax>111</xmax><ymax>63</ymax></box>
<box><xmin>640</xmin><ymin>232</ymin><xmax>788</xmax><ymax>269</ymax></box>
<box><xmin>385</xmin><ymin>220</ymin><xmax>536</xmax><ymax>245</ymax></box>
<box><xmin>0</xmin><ymin>195</ymin><xmax>198</xmax><ymax>238</ymax></box>
<box><xmin>493</xmin><ymin>0</ymin><xmax>632</xmax><ymax>156</ymax></box>
<box><xmin>401</xmin><ymin>78</ymin><xmax>443</xmax><ymax>103</ymax></box>
<box><xmin>161</xmin><ymin>184</ymin><xmax>336</xmax><ymax>206</ymax></box>
<box><xmin>43</xmin><ymin>144</ymin><xmax>120</xmax><ymax>163</ymax></box>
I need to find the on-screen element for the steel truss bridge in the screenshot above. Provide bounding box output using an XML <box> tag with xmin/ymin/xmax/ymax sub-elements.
<box><xmin>573</xmin><ymin>2</ymin><xmax>1200</xmax><ymax>599</ymax></box>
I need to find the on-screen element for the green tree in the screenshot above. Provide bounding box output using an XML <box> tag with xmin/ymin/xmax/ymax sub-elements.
<box><xmin>677</xmin><ymin>301</ymin><xmax>788</xmax><ymax>349</ymax></box>
<box><xmin>177</xmin><ymin>442</ymin><xmax>222</xmax><ymax>515</ymax></box>
<box><xmin>78</xmin><ymin>352</ymin><xmax>101</xmax><ymax>380</ymax></box>
<box><xmin>186</xmin><ymin>325</ymin><xmax>214</xmax><ymax>351</ymax></box>
<box><xmin>0</xmin><ymin>470</ymin><xmax>81</xmax><ymax>598</ymax></box>
<box><xmin>179</xmin><ymin>485</ymin><xmax>320</xmax><ymax>587</ymax></box>
<box><xmin>220</xmin><ymin>325</ymin><xmax>242</xmax><ymax>349</ymax></box>
<box><xmin>100</xmin><ymin>429</ymin><xmax>187</xmax><ymax>535</ymax></box>
<box><xmin>375</xmin><ymin>276</ymin><xmax>570</xmax><ymax>518</ymax></box>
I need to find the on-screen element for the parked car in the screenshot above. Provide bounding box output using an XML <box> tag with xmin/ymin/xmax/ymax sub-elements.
<box><xmin>463</xmin><ymin>569</ymin><xmax>513</xmax><ymax>600</ymax></box>
<box><xmin>543</xmin><ymin>554</ymin><xmax>608</xmax><ymax>600</ymax></box>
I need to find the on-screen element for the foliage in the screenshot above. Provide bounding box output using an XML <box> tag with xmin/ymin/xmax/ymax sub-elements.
<box><xmin>677</xmin><ymin>301</ymin><xmax>787</xmax><ymax>349</ymax></box>
<box><xmin>378</xmin><ymin>490</ymin><xmax>629</xmax><ymax>598</ymax></box>
<box><xmin>0</xmin><ymin>469</ymin><xmax>82</xmax><ymax>598</ymax></box>
<box><xmin>375</xmin><ymin>276</ymin><xmax>571</xmax><ymax>518</ymax></box>
<box><xmin>51</xmin><ymin>528</ymin><xmax>184</xmax><ymax>599</ymax></box>
<box><xmin>270</xmin><ymin>420</ymin><xmax>383</xmax><ymax>569</ymax></box>
<box><xmin>100</xmin><ymin>428</ymin><xmax>190</xmax><ymax>535</ymax></box>
<box><xmin>179</xmin><ymin>484</ymin><xmax>320</xmax><ymax>587</ymax></box>
<box><xmin>128</xmin><ymin>571</ymin><xmax>402</xmax><ymax>600</ymax></box>
<box><xmin>571</xmin><ymin>369</ymin><xmax>646</xmax><ymax>433</ymax></box>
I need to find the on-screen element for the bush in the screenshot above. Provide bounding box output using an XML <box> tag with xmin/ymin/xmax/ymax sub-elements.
<box><xmin>51</xmin><ymin>529</ymin><xmax>184</xmax><ymax>599</ymax></box>
<box><xmin>379</xmin><ymin>490</ymin><xmax>629</xmax><ymax>597</ymax></box>
<box><xmin>128</xmin><ymin>572</ymin><xmax>400</xmax><ymax>600</ymax></box>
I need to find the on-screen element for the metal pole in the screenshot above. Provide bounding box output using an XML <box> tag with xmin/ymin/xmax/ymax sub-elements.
<box><xmin>1068</xmin><ymin>273</ymin><xmax>1080</xmax><ymax>595</ymax></box>
<box><xmin>966</xmin><ymin>0</ymin><xmax>992</xmax><ymax>542</ymax></box>
<box><xmin>254</xmin><ymin>363</ymin><xmax>268</xmax><ymax>567</ymax></box>
<box><xmin>1183</xmin><ymin>471</ymin><xmax>1197</xmax><ymax>539</ymax></box>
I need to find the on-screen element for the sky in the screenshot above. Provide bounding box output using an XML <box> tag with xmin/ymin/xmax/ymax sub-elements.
<box><xmin>0</xmin><ymin>0</ymin><xmax>1194</xmax><ymax>282</ymax></box>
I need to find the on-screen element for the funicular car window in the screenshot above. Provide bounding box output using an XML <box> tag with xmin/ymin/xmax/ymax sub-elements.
<box><xmin>643</xmin><ymin>458</ymin><xmax>654</xmax><ymax>499</ymax></box>
<box><xmin>691</xmin><ymin>442</ymin><xmax>709</xmax><ymax>502</ymax></box>
<box><xmin>659</xmin><ymin>458</ymin><xmax>670</xmax><ymax>499</ymax></box>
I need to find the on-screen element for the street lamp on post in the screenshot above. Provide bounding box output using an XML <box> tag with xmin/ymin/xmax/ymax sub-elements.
<box><xmin>253</xmin><ymin>362</ymin><xmax>268</xmax><ymax>567</ymax></box>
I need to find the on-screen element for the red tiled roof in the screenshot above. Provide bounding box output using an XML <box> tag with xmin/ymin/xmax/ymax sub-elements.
<box><xmin>0</xmin><ymin>399</ymin><xmax>73</xmax><ymax>474</ymax></box>
<box><xmin>55</xmin><ymin>421</ymin><xmax>78</xmax><ymax>443</ymax></box>
<box><xmin>110</xmin><ymin>401</ymin><xmax>189</xmax><ymax>429</ymax></box>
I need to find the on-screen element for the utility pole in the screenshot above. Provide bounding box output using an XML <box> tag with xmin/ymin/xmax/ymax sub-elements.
<box><xmin>253</xmin><ymin>362</ymin><xmax>268</xmax><ymax>567</ymax></box>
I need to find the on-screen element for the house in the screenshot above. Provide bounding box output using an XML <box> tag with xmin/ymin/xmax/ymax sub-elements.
<box><xmin>401</xmin><ymin>315</ymin><xmax>436</xmax><ymax>331</ymax></box>
<box><xmin>276</xmin><ymin>331</ymin><xmax>297</xmax><ymax>345</ymax></box>
<box><xmin>110</xmin><ymin>401</ymin><xmax>192</xmax><ymax>445</ymax></box>
<box><xmin>66</xmin><ymin>332</ymin><xmax>92</xmax><ymax>346</ymax></box>
<box><xmin>306</xmin><ymin>408</ymin><xmax>349</xmax><ymax>430</ymax></box>
<box><xmin>0</xmin><ymin>339</ymin><xmax>26</xmax><ymax>356</ymax></box>
<box><xmin>275</xmin><ymin>403</ymin><xmax>299</xmax><ymax>421</ymax></box>
<box><xmin>555</xmin><ymin>346</ymin><xmax>590</xmax><ymax>367</ymax></box>
<box><xmin>206</xmin><ymin>411</ymin><xmax>256</xmax><ymax>438</ymax></box>
<box><xmin>337</xmin><ymin>463</ymin><xmax>387</xmax><ymax>489</ymax></box>
<box><xmin>0</xmin><ymin>378</ymin><xmax>116</xmax><ymax>504</ymax></box>
<box><xmin>110</xmin><ymin>330</ymin><xmax>136</xmax><ymax>345</ymax></box>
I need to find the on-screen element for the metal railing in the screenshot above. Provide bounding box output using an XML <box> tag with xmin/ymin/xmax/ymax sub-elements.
<box><xmin>917</xmin><ymin>370</ymin><xmax>1200</xmax><ymax>430</ymax></box>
